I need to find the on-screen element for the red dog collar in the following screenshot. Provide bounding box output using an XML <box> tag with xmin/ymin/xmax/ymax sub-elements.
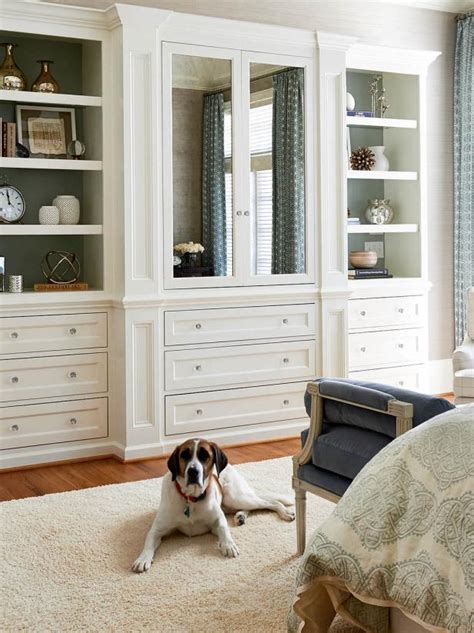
<box><xmin>174</xmin><ymin>480</ymin><xmax>207</xmax><ymax>503</ymax></box>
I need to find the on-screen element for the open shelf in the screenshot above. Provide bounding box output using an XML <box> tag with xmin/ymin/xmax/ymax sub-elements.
<box><xmin>346</xmin><ymin>115</ymin><xmax>417</xmax><ymax>129</ymax></box>
<box><xmin>0</xmin><ymin>158</ymin><xmax>102</xmax><ymax>171</ymax></box>
<box><xmin>347</xmin><ymin>223</ymin><xmax>418</xmax><ymax>234</ymax></box>
<box><xmin>0</xmin><ymin>224</ymin><xmax>103</xmax><ymax>236</ymax></box>
<box><xmin>348</xmin><ymin>170</ymin><xmax>417</xmax><ymax>181</ymax></box>
<box><xmin>0</xmin><ymin>89</ymin><xmax>102</xmax><ymax>108</ymax></box>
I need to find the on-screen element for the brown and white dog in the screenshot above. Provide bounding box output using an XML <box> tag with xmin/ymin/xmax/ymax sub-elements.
<box><xmin>132</xmin><ymin>438</ymin><xmax>295</xmax><ymax>572</ymax></box>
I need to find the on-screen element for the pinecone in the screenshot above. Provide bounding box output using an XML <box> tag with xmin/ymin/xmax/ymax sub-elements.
<box><xmin>350</xmin><ymin>147</ymin><xmax>375</xmax><ymax>171</ymax></box>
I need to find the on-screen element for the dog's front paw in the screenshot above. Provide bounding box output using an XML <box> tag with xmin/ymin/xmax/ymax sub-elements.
<box><xmin>280</xmin><ymin>508</ymin><xmax>296</xmax><ymax>522</ymax></box>
<box><xmin>132</xmin><ymin>551</ymin><xmax>154</xmax><ymax>573</ymax></box>
<box><xmin>219</xmin><ymin>538</ymin><xmax>240</xmax><ymax>558</ymax></box>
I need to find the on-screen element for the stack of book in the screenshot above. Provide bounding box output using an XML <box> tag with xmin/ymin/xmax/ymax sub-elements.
<box><xmin>349</xmin><ymin>267</ymin><xmax>393</xmax><ymax>280</ymax></box>
<box><xmin>1</xmin><ymin>119</ymin><xmax>17</xmax><ymax>157</ymax></box>
<box><xmin>347</xmin><ymin>217</ymin><xmax>360</xmax><ymax>225</ymax></box>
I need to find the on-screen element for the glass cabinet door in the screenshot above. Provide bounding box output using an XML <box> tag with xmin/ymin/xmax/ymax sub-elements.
<box><xmin>243</xmin><ymin>53</ymin><xmax>314</xmax><ymax>285</ymax></box>
<box><xmin>162</xmin><ymin>43</ymin><xmax>241</xmax><ymax>288</ymax></box>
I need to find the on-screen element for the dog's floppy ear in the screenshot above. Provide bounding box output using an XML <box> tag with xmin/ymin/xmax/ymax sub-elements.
<box><xmin>211</xmin><ymin>443</ymin><xmax>228</xmax><ymax>475</ymax></box>
<box><xmin>167</xmin><ymin>446</ymin><xmax>181</xmax><ymax>481</ymax></box>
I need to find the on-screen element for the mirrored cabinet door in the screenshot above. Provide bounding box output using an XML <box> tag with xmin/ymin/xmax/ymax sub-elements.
<box><xmin>243</xmin><ymin>53</ymin><xmax>314</xmax><ymax>285</ymax></box>
<box><xmin>162</xmin><ymin>43</ymin><xmax>241</xmax><ymax>287</ymax></box>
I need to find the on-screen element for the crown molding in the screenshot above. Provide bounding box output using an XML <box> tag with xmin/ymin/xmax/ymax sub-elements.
<box><xmin>347</xmin><ymin>43</ymin><xmax>441</xmax><ymax>73</ymax></box>
<box><xmin>316</xmin><ymin>32</ymin><xmax>358</xmax><ymax>53</ymax></box>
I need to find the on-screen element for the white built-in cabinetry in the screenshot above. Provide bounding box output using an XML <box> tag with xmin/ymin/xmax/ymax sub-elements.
<box><xmin>0</xmin><ymin>1</ymin><xmax>440</xmax><ymax>468</ymax></box>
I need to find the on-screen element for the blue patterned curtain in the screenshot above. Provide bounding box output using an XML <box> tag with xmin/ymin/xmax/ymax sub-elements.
<box><xmin>202</xmin><ymin>92</ymin><xmax>227</xmax><ymax>276</ymax></box>
<box><xmin>454</xmin><ymin>13</ymin><xmax>474</xmax><ymax>344</ymax></box>
<box><xmin>272</xmin><ymin>68</ymin><xmax>305</xmax><ymax>275</ymax></box>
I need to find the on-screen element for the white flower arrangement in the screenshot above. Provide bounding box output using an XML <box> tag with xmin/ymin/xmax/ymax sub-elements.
<box><xmin>174</xmin><ymin>241</ymin><xmax>204</xmax><ymax>255</ymax></box>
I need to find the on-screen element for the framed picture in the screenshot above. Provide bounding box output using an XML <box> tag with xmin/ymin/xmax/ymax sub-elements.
<box><xmin>16</xmin><ymin>105</ymin><xmax>76</xmax><ymax>159</ymax></box>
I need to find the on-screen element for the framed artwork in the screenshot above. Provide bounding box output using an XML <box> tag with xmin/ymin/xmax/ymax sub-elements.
<box><xmin>16</xmin><ymin>105</ymin><xmax>76</xmax><ymax>159</ymax></box>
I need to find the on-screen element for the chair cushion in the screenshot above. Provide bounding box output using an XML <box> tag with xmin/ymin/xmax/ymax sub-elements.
<box><xmin>454</xmin><ymin>369</ymin><xmax>474</xmax><ymax>397</ymax></box>
<box><xmin>301</xmin><ymin>425</ymin><xmax>392</xmax><ymax>480</ymax></box>
<box><xmin>304</xmin><ymin>378</ymin><xmax>455</xmax><ymax>436</ymax></box>
<box><xmin>297</xmin><ymin>464</ymin><xmax>351</xmax><ymax>497</ymax></box>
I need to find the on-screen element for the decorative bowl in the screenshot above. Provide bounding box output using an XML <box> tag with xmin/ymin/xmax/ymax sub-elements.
<box><xmin>349</xmin><ymin>250</ymin><xmax>378</xmax><ymax>269</ymax></box>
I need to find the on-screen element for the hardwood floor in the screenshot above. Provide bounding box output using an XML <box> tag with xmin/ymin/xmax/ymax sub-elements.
<box><xmin>0</xmin><ymin>437</ymin><xmax>301</xmax><ymax>502</ymax></box>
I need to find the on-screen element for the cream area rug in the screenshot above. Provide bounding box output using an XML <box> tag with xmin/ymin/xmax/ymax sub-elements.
<box><xmin>1</xmin><ymin>457</ymin><xmax>356</xmax><ymax>632</ymax></box>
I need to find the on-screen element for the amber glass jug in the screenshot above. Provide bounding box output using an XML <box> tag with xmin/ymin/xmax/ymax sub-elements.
<box><xmin>0</xmin><ymin>43</ymin><xmax>26</xmax><ymax>91</ymax></box>
<box><xmin>31</xmin><ymin>60</ymin><xmax>60</xmax><ymax>93</ymax></box>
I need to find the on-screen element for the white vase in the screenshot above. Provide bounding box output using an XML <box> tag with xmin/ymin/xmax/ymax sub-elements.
<box><xmin>368</xmin><ymin>146</ymin><xmax>390</xmax><ymax>171</ymax></box>
<box><xmin>346</xmin><ymin>92</ymin><xmax>355</xmax><ymax>111</ymax></box>
<box><xmin>53</xmin><ymin>195</ymin><xmax>80</xmax><ymax>225</ymax></box>
<box><xmin>39</xmin><ymin>205</ymin><xmax>59</xmax><ymax>225</ymax></box>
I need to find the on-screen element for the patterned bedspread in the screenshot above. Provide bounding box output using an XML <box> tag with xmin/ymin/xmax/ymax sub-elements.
<box><xmin>288</xmin><ymin>405</ymin><xmax>474</xmax><ymax>633</ymax></box>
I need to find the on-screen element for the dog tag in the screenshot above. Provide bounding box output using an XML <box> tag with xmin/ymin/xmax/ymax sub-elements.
<box><xmin>184</xmin><ymin>502</ymin><xmax>191</xmax><ymax>518</ymax></box>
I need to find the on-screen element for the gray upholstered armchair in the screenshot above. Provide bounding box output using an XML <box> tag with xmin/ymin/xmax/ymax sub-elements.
<box><xmin>453</xmin><ymin>287</ymin><xmax>474</xmax><ymax>403</ymax></box>
<box><xmin>293</xmin><ymin>378</ymin><xmax>455</xmax><ymax>554</ymax></box>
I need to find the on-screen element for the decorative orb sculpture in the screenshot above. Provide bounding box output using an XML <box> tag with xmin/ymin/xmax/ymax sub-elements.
<box><xmin>67</xmin><ymin>139</ymin><xmax>86</xmax><ymax>160</ymax></box>
<box><xmin>41</xmin><ymin>250</ymin><xmax>80</xmax><ymax>284</ymax></box>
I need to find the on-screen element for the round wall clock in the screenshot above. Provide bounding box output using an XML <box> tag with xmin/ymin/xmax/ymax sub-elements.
<box><xmin>0</xmin><ymin>182</ymin><xmax>26</xmax><ymax>223</ymax></box>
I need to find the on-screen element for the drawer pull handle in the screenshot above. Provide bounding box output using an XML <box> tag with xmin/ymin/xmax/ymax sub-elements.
<box><xmin>360</xmin><ymin>347</ymin><xmax>366</xmax><ymax>352</ymax></box>
<box><xmin>10</xmin><ymin>424</ymin><xmax>19</xmax><ymax>432</ymax></box>
<box><xmin>195</xmin><ymin>323</ymin><xmax>202</xmax><ymax>330</ymax></box>
<box><xmin>283</xmin><ymin>399</ymin><xmax>290</xmax><ymax>405</ymax></box>
<box><xmin>283</xmin><ymin>357</ymin><xmax>290</xmax><ymax>364</ymax></box>
<box><xmin>69</xmin><ymin>417</ymin><xmax>78</xmax><ymax>425</ymax></box>
<box><xmin>69</xmin><ymin>371</ymin><xmax>77</xmax><ymax>379</ymax></box>
<box><xmin>10</xmin><ymin>376</ymin><xmax>19</xmax><ymax>384</ymax></box>
<box><xmin>69</xmin><ymin>328</ymin><xmax>77</xmax><ymax>335</ymax></box>
<box><xmin>398</xmin><ymin>343</ymin><xmax>404</xmax><ymax>349</ymax></box>
<box><xmin>360</xmin><ymin>311</ymin><xmax>366</xmax><ymax>316</ymax></box>
<box><xmin>196</xmin><ymin>409</ymin><xmax>203</xmax><ymax>416</ymax></box>
<box><xmin>195</xmin><ymin>365</ymin><xmax>202</xmax><ymax>372</ymax></box>
<box><xmin>10</xmin><ymin>331</ymin><xmax>19</xmax><ymax>339</ymax></box>
<box><xmin>282</xmin><ymin>318</ymin><xmax>289</xmax><ymax>325</ymax></box>
<box><xmin>398</xmin><ymin>308</ymin><xmax>404</xmax><ymax>314</ymax></box>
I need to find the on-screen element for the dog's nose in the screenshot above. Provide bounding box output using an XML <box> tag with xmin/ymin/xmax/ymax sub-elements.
<box><xmin>187</xmin><ymin>466</ymin><xmax>199</xmax><ymax>483</ymax></box>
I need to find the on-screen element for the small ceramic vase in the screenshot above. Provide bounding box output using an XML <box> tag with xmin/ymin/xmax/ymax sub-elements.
<box><xmin>365</xmin><ymin>199</ymin><xmax>394</xmax><ymax>225</ymax></box>
<box><xmin>31</xmin><ymin>60</ymin><xmax>60</xmax><ymax>93</ymax></box>
<box><xmin>0</xmin><ymin>43</ymin><xmax>26</xmax><ymax>91</ymax></box>
<box><xmin>368</xmin><ymin>146</ymin><xmax>390</xmax><ymax>171</ymax></box>
<box><xmin>346</xmin><ymin>92</ymin><xmax>355</xmax><ymax>111</ymax></box>
<box><xmin>39</xmin><ymin>205</ymin><xmax>59</xmax><ymax>225</ymax></box>
<box><xmin>53</xmin><ymin>195</ymin><xmax>80</xmax><ymax>225</ymax></box>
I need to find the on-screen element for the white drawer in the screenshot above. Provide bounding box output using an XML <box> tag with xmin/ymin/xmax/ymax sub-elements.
<box><xmin>164</xmin><ymin>304</ymin><xmax>315</xmax><ymax>345</ymax></box>
<box><xmin>349</xmin><ymin>365</ymin><xmax>425</xmax><ymax>392</ymax></box>
<box><xmin>165</xmin><ymin>340</ymin><xmax>316</xmax><ymax>391</ymax></box>
<box><xmin>0</xmin><ymin>397</ymin><xmax>108</xmax><ymax>450</ymax></box>
<box><xmin>0</xmin><ymin>313</ymin><xmax>107</xmax><ymax>355</ymax></box>
<box><xmin>166</xmin><ymin>382</ymin><xmax>307</xmax><ymax>435</ymax></box>
<box><xmin>0</xmin><ymin>353</ymin><xmax>108</xmax><ymax>403</ymax></box>
<box><xmin>349</xmin><ymin>296</ymin><xmax>423</xmax><ymax>330</ymax></box>
<box><xmin>349</xmin><ymin>329</ymin><xmax>423</xmax><ymax>370</ymax></box>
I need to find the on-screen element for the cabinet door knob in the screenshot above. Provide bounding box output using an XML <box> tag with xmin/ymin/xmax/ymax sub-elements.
<box><xmin>244</xmin><ymin>210</ymin><xmax>250</xmax><ymax>216</ymax></box>
<box><xmin>195</xmin><ymin>323</ymin><xmax>202</xmax><ymax>330</ymax></box>
<box><xmin>398</xmin><ymin>380</ymin><xmax>404</xmax><ymax>386</ymax></box>
<box><xmin>398</xmin><ymin>308</ymin><xmax>404</xmax><ymax>314</ymax></box>
<box><xmin>283</xmin><ymin>399</ymin><xmax>290</xmax><ymax>405</ymax></box>
<box><xmin>10</xmin><ymin>376</ymin><xmax>19</xmax><ymax>384</ymax></box>
<box><xmin>10</xmin><ymin>331</ymin><xmax>19</xmax><ymax>339</ymax></box>
<box><xmin>69</xmin><ymin>327</ymin><xmax>77</xmax><ymax>335</ymax></box>
<box><xmin>10</xmin><ymin>424</ymin><xmax>19</xmax><ymax>432</ymax></box>
<box><xmin>282</xmin><ymin>318</ymin><xmax>289</xmax><ymax>324</ymax></box>
<box><xmin>236</xmin><ymin>210</ymin><xmax>243</xmax><ymax>216</ymax></box>
<box><xmin>195</xmin><ymin>365</ymin><xmax>202</xmax><ymax>372</ymax></box>
<box><xmin>196</xmin><ymin>409</ymin><xmax>203</xmax><ymax>415</ymax></box>
<box><xmin>69</xmin><ymin>371</ymin><xmax>77</xmax><ymax>379</ymax></box>
<box><xmin>398</xmin><ymin>343</ymin><xmax>404</xmax><ymax>349</ymax></box>
<box><xmin>360</xmin><ymin>311</ymin><xmax>366</xmax><ymax>316</ymax></box>
<box><xmin>360</xmin><ymin>347</ymin><xmax>366</xmax><ymax>352</ymax></box>
<box><xmin>69</xmin><ymin>417</ymin><xmax>78</xmax><ymax>425</ymax></box>
<box><xmin>283</xmin><ymin>357</ymin><xmax>289</xmax><ymax>363</ymax></box>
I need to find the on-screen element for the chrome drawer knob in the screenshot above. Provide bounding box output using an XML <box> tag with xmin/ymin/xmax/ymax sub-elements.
<box><xmin>244</xmin><ymin>210</ymin><xmax>250</xmax><ymax>216</ymax></box>
<box><xmin>196</xmin><ymin>409</ymin><xmax>203</xmax><ymax>416</ymax></box>
<box><xmin>195</xmin><ymin>365</ymin><xmax>202</xmax><ymax>372</ymax></box>
<box><xmin>283</xmin><ymin>399</ymin><xmax>290</xmax><ymax>405</ymax></box>
<box><xmin>398</xmin><ymin>308</ymin><xmax>404</xmax><ymax>314</ymax></box>
<box><xmin>360</xmin><ymin>311</ymin><xmax>366</xmax><ymax>316</ymax></box>
<box><xmin>69</xmin><ymin>371</ymin><xmax>77</xmax><ymax>379</ymax></box>
<box><xmin>283</xmin><ymin>357</ymin><xmax>289</xmax><ymax>363</ymax></box>
<box><xmin>69</xmin><ymin>328</ymin><xmax>77</xmax><ymax>335</ymax></box>
<box><xmin>236</xmin><ymin>210</ymin><xmax>243</xmax><ymax>216</ymax></box>
<box><xmin>398</xmin><ymin>343</ymin><xmax>404</xmax><ymax>349</ymax></box>
<box><xmin>69</xmin><ymin>417</ymin><xmax>77</xmax><ymax>425</ymax></box>
<box><xmin>195</xmin><ymin>323</ymin><xmax>202</xmax><ymax>330</ymax></box>
<box><xmin>282</xmin><ymin>318</ymin><xmax>289</xmax><ymax>325</ymax></box>
<box><xmin>10</xmin><ymin>376</ymin><xmax>19</xmax><ymax>384</ymax></box>
<box><xmin>10</xmin><ymin>331</ymin><xmax>19</xmax><ymax>339</ymax></box>
<box><xmin>360</xmin><ymin>347</ymin><xmax>366</xmax><ymax>352</ymax></box>
<box><xmin>10</xmin><ymin>424</ymin><xmax>19</xmax><ymax>432</ymax></box>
